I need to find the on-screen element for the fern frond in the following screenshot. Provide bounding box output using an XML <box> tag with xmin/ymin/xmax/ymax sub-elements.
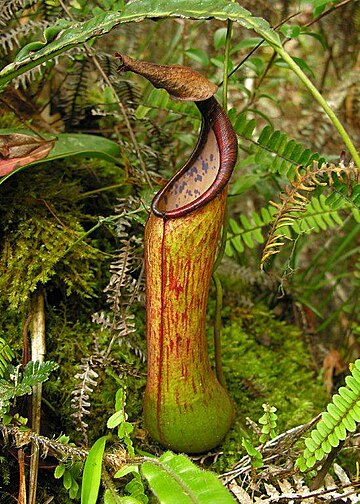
<box><xmin>56</xmin><ymin>57</ymin><xmax>94</xmax><ymax>127</ymax></box>
<box><xmin>0</xmin><ymin>20</ymin><xmax>50</xmax><ymax>54</ymax></box>
<box><xmin>226</xmin><ymin>206</ymin><xmax>276</xmax><ymax>256</ymax></box>
<box><xmin>0</xmin><ymin>360</ymin><xmax>58</xmax><ymax>417</ymax></box>
<box><xmin>96</xmin><ymin>52</ymin><xmax>141</xmax><ymax>107</ymax></box>
<box><xmin>228</xmin><ymin>112</ymin><xmax>326</xmax><ymax>177</ymax></box>
<box><xmin>13</xmin><ymin>59</ymin><xmax>54</xmax><ymax>89</ymax></box>
<box><xmin>0</xmin><ymin>0</ymin><xmax>37</xmax><ymax>25</ymax></box>
<box><xmin>296</xmin><ymin>359</ymin><xmax>360</xmax><ymax>471</ymax></box>
<box><xmin>326</xmin><ymin>173</ymin><xmax>360</xmax><ymax>220</ymax></box>
<box><xmin>70</xmin><ymin>355</ymin><xmax>100</xmax><ymax>445</ymax></box>
<box><xmin>261</xmin><ymin>162</ymin><xmax>359</xmax><ymax>268</ymax></box>
<box><xmin>93</xmin><ymin>196</ymin><xmax>145</xmax><ymax>359</ymax></box>
<box><xmin>134</xmin><ymin>88</ymin><xmax>199</xmax><ymax>120</ymax></box>
<box><xmin>0</xmin><ymin>337</ymin><xmax>14</xmax><ymax>378</ymax></box>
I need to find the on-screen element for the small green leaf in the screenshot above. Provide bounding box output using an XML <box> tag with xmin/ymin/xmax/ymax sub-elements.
<box><xmin>304</xmin><ymin>437</ymin><xmax>317</xmax><ymax>453</ymax></box>
<box><xmin>213</xmin><ymin>28</ymin><xmax>227</xmax><ymax>49</ymax></box>
<box><xmin>341</xmin><ymin>415</ymin><xmax>356</xmax><ymax>433</ymax></box>
<box><xmin>185</xmin><ymin>48</ymin><xmax>210</xmax><ymax>66</ymax></box>
<box><xmin>107</xmin><ymin>410</ymin><xmax>125</xmax><ymax>429</ymax></box>
<box><xmin>328</xmin><ymin>431</ymin><xmax>340</xmax><ymax>448</ymax></box>
<box><xmin>296</xmin><ymin>457</ymin><xmax>307</xmax><ymax>472</ymax></box>
<box><xmin>54</xmin><ymin>463</ymin><xmax>66</xmax><ymax>479</ymax></box>
<box><xmin>114</xmin><ymin>465</ymin><xmax>139</xmax><ymax>479</ymax></box>
<box><xmin>63</xmin><ymin>470</ymin><xmax>72</xmax><ymax>490</ymax></box>
<box><xmin>81</xmin><ymin>436</ymin><xmax>107</xmax><ymax>504</ymax></box>
<box><xmin>279</xmin><ymin>24</ymin><xmax>301</xmax><ymax>38</ymax></box>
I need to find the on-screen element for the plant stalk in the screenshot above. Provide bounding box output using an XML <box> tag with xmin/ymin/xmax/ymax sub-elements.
<box><xmin>28</xmin><ymin>288</ymin><xmax>46</xmax><ymax>504</ymax></box>
<box><xmin>222</xmin><ymin>20</ymin><xmax>233</xmax><ymax>110</ymax></box>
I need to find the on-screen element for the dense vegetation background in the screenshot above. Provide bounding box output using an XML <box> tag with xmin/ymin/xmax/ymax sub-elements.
<box><xmin>0</xmin><ymin>0</ymin><xmax>359</xmax><ymax>502</ymax></box>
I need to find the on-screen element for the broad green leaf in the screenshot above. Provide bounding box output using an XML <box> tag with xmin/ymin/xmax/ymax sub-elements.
<box><xmin>81</xmin><ymin>436</ymin><xmax>107</xmax><ymax>504</ymax></box>
<box><xmin>279</xmin><ymin>24</ymin><xmax>301</xmax><ymax>38</ymax></box>
<box><xmin>185</xmin><ymin>49</ymin><xmax>210</xmax><ymax>66</ymax></box>
<box><xmin>0</xmin><ymin>0</ymin><xmax>280</xmax><ymax>90</ymax></box>
<box><xmin>0</xmin><ymin>129</ymin><xmax>121</xmax><ymax>185</ymax></box>
<box><xmin>141</xmin><ymin>451</ymin><xmax>236</xmax><ymax>504</ymax></box>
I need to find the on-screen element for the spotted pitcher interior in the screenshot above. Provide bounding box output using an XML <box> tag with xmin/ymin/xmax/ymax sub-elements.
<box><xmin>158</xmin><ymin>128</ymin><xmax>220</xmax><ymax>212</ymax></box>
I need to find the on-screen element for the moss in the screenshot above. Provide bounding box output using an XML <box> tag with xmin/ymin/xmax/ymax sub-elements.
<box><xmin>43</xmin><ymin>306</ymin><xmax>146</xmax><ymax>446</ymax></box>
<box><xmin>208</xmin><ymin>301</ymin><xmax>328</xmax><ymax>471</ymax></box>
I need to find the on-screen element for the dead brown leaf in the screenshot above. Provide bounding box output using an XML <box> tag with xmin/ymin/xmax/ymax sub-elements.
<box><xmin>323</xmin><ymin>349</ymin><xmax>347</xmax><ymax>394</ymax></box>
<box><xmin>0</xmin><ymin>134</ymin><xmax>55</xmax><ymax>177</ymax></box>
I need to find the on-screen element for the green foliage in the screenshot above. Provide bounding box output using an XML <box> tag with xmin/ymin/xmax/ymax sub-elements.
<box><xmin>0</xmin><ymin>360</ymin><xmax>58</xmax><ymax>417</ymax></box>
<box><xmin>226</xmin><ymin>206</ymin><xmax>275</xmax><ymax>256</ymax></box>
<box><xmin>258</xmin><ymin>403</ymin><xmax>278</xmax><ymax>443</ymax></box>
<box><xmin>241</xmin><ymin>438</ymin><xmax>263</xmax><ymax>469</ymax></box>
<box><xmin>0</xmin><ymin>0</ymin><xmax>281</xmax><ymax>90</ymax></box>
<box><xmin>107</xmin><ymin>388</ymin><xmax>135</xmax><ymax>457</ymax></box>
<box><xmin>0</xmin><ymin>337</ymin><xmax>14</xmax><ymax>378</ymax></box>
<box><xmin>114</xmin><ymin>465</ymin><xmax>148</xmax><ymax>504</ymax></box>
<box><xmin>216</xmin><ymin>302</ymin><xmax>328</xmax><ymax>458</ymax></box>
<box><xmin>141</xmin><ymin>451</ymin><xmax>236</xmax><ymax>504</ymax></box>
<box><xmin>81</xmin><ymin>435</ymin><xmax>107</xmax><ymax>504</ymax></box>
<box><xmin>54</xmin><ymin>448</ymin><xmax>82</xmax><ymax>501</ymax></box>
<box><xmin>260</xmin><ymin>162</ymin><xmax>359</xmax><ymax>267</ymax></box>
<box><xmin>229</xmin><ymin>113</ymin><xmax>326</xmax><ymax>178</ymax></box>
<box><xmin>296</xmin><ymin>359</ymin><xmax>360</xmax><ymax>472</ymax></box>
<box><xmin>0</xmin><ymin>129</ymin><xmax>122</xmax><ymax>184</ymax></box>
<box><xmin>0</xmin><ymin>166</ymin><xmax>104</xmax><ymax>309</ymax></box>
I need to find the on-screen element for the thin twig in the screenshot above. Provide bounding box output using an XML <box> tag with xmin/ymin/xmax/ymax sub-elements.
<box><xmin>0</xmin><ymin>423</ymin><xmax>134</xmax><ymax>469</ymax></box>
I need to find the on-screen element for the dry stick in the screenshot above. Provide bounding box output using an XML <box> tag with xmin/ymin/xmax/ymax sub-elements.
<box><xmin>28</xmin><ymin>288</ymin><xmax>46</xmax><ymax>504</ymax></box>
<box><xmin>22</xmin><ymin>315</ymin><xmax>31</xmax><ymax>368</ymax></box>
<box><xmin>310</xmin><ymin>439</ymin><xmax>346</xmax><ymax>491</ymax></box>
<box><xmin>18</xmin><ymin>449</ymin><xmax>27</xmax><ymax>504</ymax></box>
<box><xmin>0</xmin><ymin>423</ymin><xmax>133</xmax><ymax>469</ymax></box>
<box><xmin>58</xmin><ymin>0</ymin><xmax>153</xmax><ymax>190</ymax></box>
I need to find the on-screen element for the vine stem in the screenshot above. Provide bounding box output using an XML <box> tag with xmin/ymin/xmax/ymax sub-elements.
<box><xmin>222</xmin><ymin>19</ymin><xmax>233</xmax><ymax>110</ymax></box>
<box><xmin>274</xmin><ymin>46</ymin><xmax>360</xmax><ymax>169</ymax></box>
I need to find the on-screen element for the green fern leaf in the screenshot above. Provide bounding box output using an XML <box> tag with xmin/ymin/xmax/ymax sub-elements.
<box><xmin>229</xmin><ymin>112</ymin><xmax>326</xmax><ymax>177</ymax></box>
<box><xmin>0</xmin><ymin>337</ymin><xmax>14</xmax><ymax>378</ymax></box>
<box><xmin>226</xmin><ymin>207</ymin><xmax>276</xmax><ymax>256</ymax></box>
<box><xmin>296</xmin><ymin>359</ymin><xmax>360</xmax><ymax>471</ymax></box>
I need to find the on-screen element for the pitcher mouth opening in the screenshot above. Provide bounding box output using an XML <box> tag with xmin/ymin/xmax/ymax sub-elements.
<box><xmin>151</xmin><ymin>97</ymin><xmax>237</xmax><ymax>219</ymax></box>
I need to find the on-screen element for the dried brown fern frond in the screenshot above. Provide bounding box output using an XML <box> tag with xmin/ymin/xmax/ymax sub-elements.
<box><xmin>70</xmin><ymin>354</ymin><xmax>100</xmax><ymax>445</ymax></box>
<box><xmin>261</xmin><ymin>161</ymin><xmax>359</xmax><ymax>268</ymax></box>
<box><xmin>0</xmin><ymin>0</ymin><xmax>37</xmax><ymax>26</ymax></box>
<box><xmin>92</xmin><ymin>196</ymin><xmax>146</xmax><ymax>360</ymax></box>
